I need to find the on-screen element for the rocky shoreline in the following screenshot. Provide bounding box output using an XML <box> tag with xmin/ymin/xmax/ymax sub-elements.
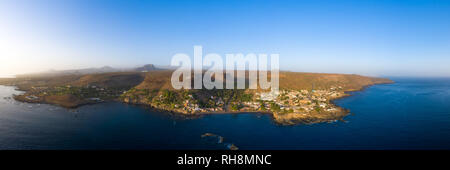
<box><xmin>0</xmin><ymin>71</ymin><xmax>394</xmax><ymax>126</ymax></box>
<box><xmin>6</xmin><ymin>80</ymin><xmax>394</xmax><ymax>125</ymax></box>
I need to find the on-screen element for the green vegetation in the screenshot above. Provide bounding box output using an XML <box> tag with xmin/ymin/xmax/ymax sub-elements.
<box><xmin>259</xmin><ymin>100</ymin><xmax>266</xmax><ymax>111</ymax></box>
<box><xmin>231</xmin><ymin>103</ymin><xmax>243</xmax><ymax>111</ymax></box>
<box><xmin>161</xmin><ymin>89</ymin><xmax>178</xmax><ymax>104</ymax></box>
<box><xmin>231</xmin><ymin>90</ymin><xmax>253</xmax><ymax>102</ymax></box>
<box><xmin>47</xmin><ymin>86</ymin><xmax>119</xmax><ymax>100</ymax></box>
<box><xmin>270</xmin><ymin>102</ymin><xmax>281</xmax><ymax>112</ymax></box>
<box><xmin>314</xmin><ymin>106</ymin><xmax>321</xmax><ymax>112</ymax></box>
<box><xmin>280</xmin><ymin>95</ymin><xmax>289</xmax><ymax>101</ymax></box>
<box><xmin>240</xmin><ymin>93</ymin><xmax>253</xmax><ymax>102</ymax></box>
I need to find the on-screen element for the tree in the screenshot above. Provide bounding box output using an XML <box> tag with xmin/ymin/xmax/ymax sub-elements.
<box><xmin>231</xmin><ymin>103</ymin><xmax>242</xmax><ymax>111</ymax></box>
<box><xmin>314</xmin><ymin>106</ymin><xmax>321</xmax><ymax>112</ymax></box>
<box><xmin>260</xmin><ymin>103</ymin><xmax>266</xmax><ymax>111</ymax></box>
<box><xmin>161</xmin><ymin>90</ymin><xmax>177</xmax><ymax>104</ymax></box>
<box><xmin>270</xmin><ymin>103</ymin><xmax>281</xmax><ymax>112</ymax></box>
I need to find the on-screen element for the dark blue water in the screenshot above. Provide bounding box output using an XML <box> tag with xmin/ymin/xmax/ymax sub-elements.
<box><xmin>1</xmin><ymin>78</ymin><xmax>449</xmax><ymax>150</ymax></box>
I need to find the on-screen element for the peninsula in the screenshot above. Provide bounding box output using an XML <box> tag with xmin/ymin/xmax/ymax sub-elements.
<box><xmin>0</xmin><ymin>67</ymin><xmax>393</xmax><ymax>125</ymax></box>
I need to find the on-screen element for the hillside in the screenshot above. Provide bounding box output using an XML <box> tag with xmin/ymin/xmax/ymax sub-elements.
<box><xmin>129</xmin><ymin>70</ymin><xmax>393</xmax><ymax>92</ymax></box>
<box><xmin>0</xmin><ymin>72</ymin><xmax>145</xmax><ymax>91</ymax></box>
<box><xmin>278</xmin><ymin>72</ymin><xmax>392</xmax><ymax>91</ymax></box>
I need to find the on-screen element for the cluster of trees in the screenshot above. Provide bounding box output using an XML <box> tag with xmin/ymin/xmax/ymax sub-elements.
<box><xmin>193</xmin><ymin>89</ymin><xmax>254</xmax><ymax>109</ymax></box>
<box><xmin>120</xmin><ymin>88</ymin><xmax>158</xmax><ymax>101</ymax></box>
<box><xmin>259</xmin><ymin>100</ymin><xmax>267</xmax><ymax>111</ymax></box>
<box><xmin>232</xmin><ymin>90</ymin><xmax>253</xmax><ymax>102</ymax></box>
<box><xmin>161</xmin><ymin>89</ymin><xmax>179</xmax><ymax>105</ymax></box>
<box><xmin>270</xmin><ymin>102</ymin><xmax>281</xmax><ymax>112</ymax></box>
<box><xmin>231</xmin><ymin>103</ymin><xmax>243</xmax><ymax>111</ymax></box>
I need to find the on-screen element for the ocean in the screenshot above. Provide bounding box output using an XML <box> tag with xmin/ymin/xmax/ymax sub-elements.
<box><xmin>0</xmin><ymin>77</ymin><xmax>449</xmax><ymax>150</ymax></box>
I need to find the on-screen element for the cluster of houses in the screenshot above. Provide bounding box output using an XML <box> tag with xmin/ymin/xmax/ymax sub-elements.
<box><xmin>155</xmin><ymin>93</ymin><xmax>226</xmax><ymax>113</ymax></box>
<box><xmin>22</xmin><ymin>85</ymin><xmax>123</xmax><ymax>103</ymax></box>
<box><xmin>155</xmin><ymin>85</ymin><xmax>346</xmax><ymax>115</ymax></box>
<box><xmin>180</xmin><ymin>94</ymin><xmax>202</xmax><ymax>113</ymax></box>
<box><xmin>23</xmin><ymin>83</ymin><xmax>348</xmax><ymax>116</ymax></box>
<box><xmin>17</xmin><ymin>86</ymin><xmax>47</xmax><ymax>101</ymax></box>
<box><xmin>251</xmin><ymin>86</ymin><xmax>345</xmax><ymax>114</ymax></box>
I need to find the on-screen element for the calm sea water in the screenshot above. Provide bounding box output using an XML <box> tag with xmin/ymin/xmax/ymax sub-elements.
<box><xmin>0</xmin><ymin>78</ymin><xmax>449</xmax><ymax>150</ymax></box>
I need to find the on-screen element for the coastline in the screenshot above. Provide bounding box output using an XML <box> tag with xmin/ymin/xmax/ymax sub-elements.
<box><xmin>2</xmin><ymin>78</ymin><xmax>450</xmax><ymax>150</ymax></box>
<box><xmin>12</xmin><ymin>92</ymin><xmax>104</xmax><ymax>109</ymax></box>
<box><xmin>0</xmin><ymin>76</ymin><xmax>394</xmax><ymax>125</ymax></box>
<box><xmin>2</xmin><ymin>81</ymin><xmax>394</xmax><ymax>125</ymax></box>
<box><xmin>329</xmin><ymin>80</ymin><xmax>395</xmax><ymax>104</ymax></box>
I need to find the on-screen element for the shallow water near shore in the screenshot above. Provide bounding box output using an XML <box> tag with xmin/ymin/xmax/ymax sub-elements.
<box><xmin>1</xmin><ymin>77</ymin><xmax>450</xmax><ymax>149</ymax></box>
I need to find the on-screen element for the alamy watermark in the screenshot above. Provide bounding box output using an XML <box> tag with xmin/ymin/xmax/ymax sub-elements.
<box><xmin>170</xmin><ymin>46</ymin><xmax>279</xmax><ymax>95</ymax></box>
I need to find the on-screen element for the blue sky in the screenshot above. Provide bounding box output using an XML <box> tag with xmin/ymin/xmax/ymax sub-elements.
<box><xmin>0</xmin><ymin>0</ymin><xmax>449</xmax><ymax>77</ymax></box>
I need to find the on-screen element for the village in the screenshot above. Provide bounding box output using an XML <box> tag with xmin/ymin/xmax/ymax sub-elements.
<box><xmin>147</xmin><ymin>85</ymin><xmax>347</xmax><ymax>116</ymax></box>
<box><xmin>254</xmin><ymin>86</ymin><xmax>346</xmax><ymax>114</ymax></box>
<box><xmin>15</xmin><ymin>85</ymin><xmax>126</xmax><ymax>104</ymax></box>
<box><xmin>15</xmin><ymin>81</ymin><xmax>348</xmax><ymax>118</ymax></box>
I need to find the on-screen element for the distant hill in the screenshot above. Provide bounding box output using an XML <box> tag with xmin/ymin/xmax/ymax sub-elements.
<box><xmin>15</xmin><ymin>64</ymin><xmax>164</xmax><ymax>77</ymax></box>
<box><xmin>134</xmin><ymin>64</ymin><xmax>158</xmax><ymax>72</ymax></box>
<box><xmin>28</xmin><ymin>66</ymin><xmax>122</xmax><ymax>76</ymax></box>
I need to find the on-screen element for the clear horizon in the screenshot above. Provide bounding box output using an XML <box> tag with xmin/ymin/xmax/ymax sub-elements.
<box><xmin>1</xmin><ymin>0</ymin><xmax>450</xmax><ymax>77</ymax></box>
